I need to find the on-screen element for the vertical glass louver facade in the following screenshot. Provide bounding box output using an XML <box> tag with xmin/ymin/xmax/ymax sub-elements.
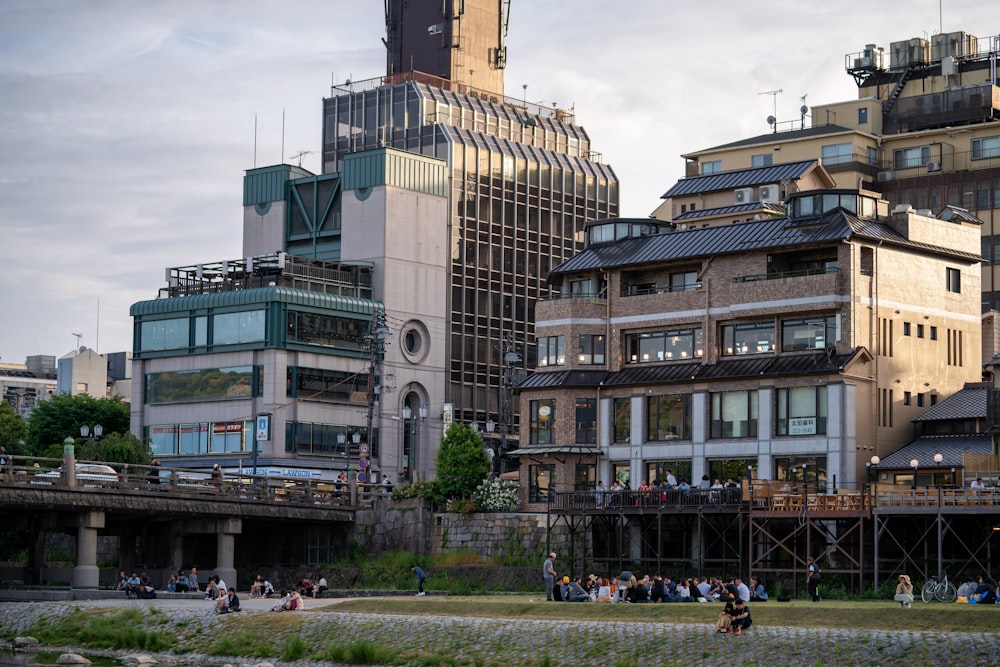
<box><xmin>322</xmin><ymin>76</ymin><xmax>618</xmax><ymax>428</ymax></box>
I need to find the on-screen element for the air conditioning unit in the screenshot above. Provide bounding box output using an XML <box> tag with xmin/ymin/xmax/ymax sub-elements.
<box><xmin>927</xmin><ymin>161</ymin><xmax>941</xmax><ymax>172</ymax></box>
<box><xmin>877</xmin><ymin>171</ymin><xmax>894</xmax><ymax>182</ymax></box>
<box><xmin>734</xmin><ymin>187</ymin><xmax>753</xmax><ymax>204</ymax></box>
<box><xmin>759</xmin><ymin>184</ymin><xmax>781</xmax><ymax>203</ymax></box>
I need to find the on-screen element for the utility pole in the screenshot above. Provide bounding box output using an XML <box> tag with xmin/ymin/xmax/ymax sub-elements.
<box><xmin>361</xmin><ymin>309</ymin><xmax>391</xmax><ymax>483</ymax></box>
<box><xmin>497</xmin><ymin>334</ymin><xmax>521</xmax><ymax>473</ymax></box>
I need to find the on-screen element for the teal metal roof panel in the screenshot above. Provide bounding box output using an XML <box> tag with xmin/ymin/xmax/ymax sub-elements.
<box><xmin>342</xmin><ymin>147</ymin><xmax>447</xmax><ymax>198</ymax></box>
<box><xmin>243</xmin><ymin>164</ymin><xmax>314</xmax><ymax>206</ymax></box>
<box><xmin>131</xmin><ymin>287</ymin><xmax>381</xmax><ymax>317</ymax></box>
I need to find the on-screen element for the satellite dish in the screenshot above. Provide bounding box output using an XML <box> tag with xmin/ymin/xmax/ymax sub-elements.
<box><xmin>767</xmin><ymin>115</ymin><xmax>776</xmax><ymax>126</ymax></box>
<box><xmin>800</xmin><ymin>105</ymin><xmax>809</xmax><ymax>116</ymax></box>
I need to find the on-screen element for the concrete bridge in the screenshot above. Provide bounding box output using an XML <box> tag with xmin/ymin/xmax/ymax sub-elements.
<box><xmin>0</xmin><ymin>453</ymin><xmax>368</xmax><ymax>591</ymax></box>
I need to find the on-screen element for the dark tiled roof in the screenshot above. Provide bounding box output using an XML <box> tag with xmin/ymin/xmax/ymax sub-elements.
<box><xmin>674</xmin><ymin>201</ymin><xmax>786</xmax><ymax>221</ymax></box>
<box><xmin>662</xmin><ymin>160</ymin><xmax>818</xmax><ymax>198</ymax></box>
<box><xmin>685</xmin><ymin>125</ymin><xmax>857</xmax><ymax>155</ymax></box>
<box><xmin>550</xmin><ymin>208</ymin><xmax>980</xmax><ymax>279</ymax></box>
<box><xmin>877</xmin><ymin>434</ymin><xmax>992</xmax><ymax>469</ymax></box>
<box><xmin>912</xmin><ymin>383</ymin><xmax>988</xmax><ymax>422</ymax></box>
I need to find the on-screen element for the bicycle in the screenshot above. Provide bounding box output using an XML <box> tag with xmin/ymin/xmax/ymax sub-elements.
<box><xmin>921</xmin><ymin>574</ymin><xmax>957</xmax><ymax>603</ymax></box>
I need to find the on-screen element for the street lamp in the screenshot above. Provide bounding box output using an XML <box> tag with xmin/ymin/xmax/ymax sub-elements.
<box><xmin>80</xmin><ymin>424</ymin><xmax>103</xmax><ymax>459</ymax></box>
<box><xmin>933</xmin><ymin>453</ymin><xmax>943</xmax><ymax>490</ymax></box>
<box><xmin>868</xmin><ymin>455</ymin><xmax>880</xmax><ymax>485</ymax></box>
<box><xmin>910</xmin><ymin>458</ymin><xmax>919</xmax><ymax>490</ymax></box>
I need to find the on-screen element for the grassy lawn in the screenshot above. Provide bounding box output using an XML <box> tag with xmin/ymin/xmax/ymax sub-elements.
<box><xmin>320</xmin><ymin>595</ymin><xmax>1000</xmax><ymax>633</ymax></box>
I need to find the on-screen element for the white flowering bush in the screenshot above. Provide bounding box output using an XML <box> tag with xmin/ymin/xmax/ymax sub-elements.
<box><xmin>472</xmin><ymin>477</ymin><xmax>520</xmax><ymax>512</ymax></box>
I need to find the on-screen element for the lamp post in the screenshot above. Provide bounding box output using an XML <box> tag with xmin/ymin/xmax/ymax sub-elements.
<box><xmin>80</xmin><ymin>424</ymin><xmax>103</xmax><ymax>459</ymax></box>
<box><xmin>933</xmin><ymin>453</ymin><xmax>943</xmax><ymax>489</ymax></box>
<box><xmin>401</xmin><ymin>404</ymin><xmax>427</xmax><ymax>482</ymax></box>
<box><xmin>868</xmin><ymin>455</ymin><xmax>880</xmax><ymax>485</ymax></box>
<box><xmin>910</xmin><ymin>458</ymin><xmax>919</xmax><ymax>490</ymax></box>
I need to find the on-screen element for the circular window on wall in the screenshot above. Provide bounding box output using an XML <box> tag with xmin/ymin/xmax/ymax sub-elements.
<box><xmin>400</xmin><ymin>319</ymin><xmax>430</xmax><ymax>364</ymax></box>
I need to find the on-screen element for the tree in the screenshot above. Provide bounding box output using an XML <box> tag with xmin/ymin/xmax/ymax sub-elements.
<box><xmin>26</xmin><ymin>393</ymin><xmax>132</xmax><ymax>456</ymax></box>
<box><xmin>435</xmin><ymin>422</ymin><xmax>491</xmax><ymax>500</ymax></box>
<box><xmin>0</xmin><ymin>402</ymin><xmax>29</xmax><ymax>453</ymax></box>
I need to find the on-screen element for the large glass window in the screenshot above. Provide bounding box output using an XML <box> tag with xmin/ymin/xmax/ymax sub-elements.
<box><xmin>721</xmin><ymin>322</ymin><xmax>775</xmax><ymax>355</ymax></box>
<box><xmin>613</xmin><ymin>398</ymin><xmax>631</xmax><ymax>443</ymax></box>
<box><xmin>972</xmin><ymin>136</ymin><xmax>1000</xmax><ymax>160</ymax></box>
<box><xmin>578</xmin><ymin>335</ymin><xmax>605</xmax><ymax>364</ymax></box>
<box><xmin>537</xmin><ymin>336</ymin><xmax>565</xmax><ymax>367</ymax></box>
<box><xmin>625</xmin><ymin>328</ymin><xmax>703</xmax><ymax>363</ymax></box>
<box><xmin>139</xmin><ymin>318</ymin><xmax>190</xmax><ymax>352</ymax></box>
<box><xmin>669</xmin><ymin>271</ymin><xmax>700</xmax><ymax>292</ymax></box>
<box><xmin>646</xmin><ymin>460</ymin><xmax>693</xmax><ymax>487</ymax></box>
<box><xmin>145</xmin><ymin>366</ymin><xmax>262</xmax><ymax>404</ymax></box>
<box><xmin>821</xmin><ymin>142</ymin><xmax>853</xmax><ymax>165</ymax></box>
<box><xmin>893</xmin><ymin>146</ymin><xmax>930</xmax><ymax>169</ymax></box>
<box><xmin>285</xmin><ymin>422</ymin><xmax>367</xmax><ymax>456</ymax></box>
<box><xmin>751</xmin><ymin>153</ymin><xmax>773</xmax><ymax>168</ymax></box>
<box><xmin>773</xmin><ymin>456</ymin><xmax>827</xmax><ymax>488</ymax></box>
<box><xmin>776</xmin><ymin>386</ymin><xmax>828</xmax><ymax>436</ymax></box>
<box><xmin>710</xmin><ymin>390</ymin><xmax>758</xmax><ymax>439</ymax></box>
<box><xmin>575</xmin><ymin>398</ymin><xmax>597</xmax><ymax>444</ymax></box>
<box><xmin>287</xmin><ymin>311</ymin><xmax>368</xmax><ymax>350</ymax></box>
<box><xmin>178</xmin><ymin>424</ymin><xmax>209</xmax><ymax>454</ymax></box>
<box><xmin>575</xmin><ymin>463</ymin><xmax>596</xmax><ymax>491</ymax></box>
<box><xmin>528</xmin><ymin>463</ymin><xmax>554</xmax><ymax>503</ymax></box>
<box><xmin>781</xmin><ymin>316</ymin><xmax>837</xmax><ymax>352</ymax></box>
<box><xmin>211</xmin><ymin>421</ymin><xmax>248</xmax><ymax>453</ymax></box>
<box><xmin>148</xmin><ymin>425</ymin><xmax>178</xmax><ymax>456</ymax></box>
<box><xmin>706</xmin><ymin>458</ymin><xmax>756</xmax><ymax>486</ymax></box>
<box><xmin>646</xmin><ymin>394</ymin><xmax>691</xmax><ymax>441</ymax></box>
<box><xmin>530</xmin><ymin>399</ymin><xmax>555</xmax><ymax>444</ymax></box>
<box><xmin>287</xmin><ymin>367</ymin><xmax>370</xmax><ymax>403</ymax></box>
<box><xmin>213</xmin><ymin>310</ymin><xmax>265</xmax><ymax>345</ymax></box>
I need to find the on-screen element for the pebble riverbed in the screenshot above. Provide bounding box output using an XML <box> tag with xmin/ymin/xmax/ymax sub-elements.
<box><xmin>3</xmin><ymin>597</ymin><xmax>1000</xmax><ymax>667</ymax></box>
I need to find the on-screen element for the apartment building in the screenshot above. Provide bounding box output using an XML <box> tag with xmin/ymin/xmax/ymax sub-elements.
<box><xmin>514</xmin><ymin>188</ymin><xmax>982</xmax><ymax>508</ymax></box>
<box><xmin>670</xmin><ymin>29</ymin><xmax>1000</xmax><ymax>311</ymax></box>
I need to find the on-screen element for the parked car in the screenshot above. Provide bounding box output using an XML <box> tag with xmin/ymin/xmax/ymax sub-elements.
<box><xmin>34</xmin><ymin>463</ymin><xmax>119</xmax><ymax>486</ymax></box>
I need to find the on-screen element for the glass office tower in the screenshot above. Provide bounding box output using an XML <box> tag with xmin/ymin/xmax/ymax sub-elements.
<box><xmin>322</xmin><ymin>71</ymin><xmax>618</xmax><ymax>434</ymax></box>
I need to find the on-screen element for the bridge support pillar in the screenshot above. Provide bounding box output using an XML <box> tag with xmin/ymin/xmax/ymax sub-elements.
<box><xmin>214</xmin><ymin>518</ymin><xmax>241</xmax><ymax>591</ymax></box>
<box><xmin>72</xmin><ymin>511</ymin><xmax>105</xmax><ymax>589</ymax></box>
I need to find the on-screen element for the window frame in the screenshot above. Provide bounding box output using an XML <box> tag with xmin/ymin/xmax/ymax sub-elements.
<box><xmin>529</xmin><ymin>398</ymin><xmax>556</xmax><ymax>444</ymax></box>
<box><xmin>613</xmin><ymin>397</ymin><xmax>631</xmax><ymax>443</ymax></box>
<box><xmin>645</xmin><ymin>393</ymin><xmax>692</xmax><ymax>442</ymax></box>
<box><xmin>537</xmin><ymin>335</ymin><xmax>566</xmax><ymax>367</ymax></box>
<box><xmin>972</xmin><ymin>136</ymin><xmax>1000</xmax><ymax>160</ymax></box>
<box><xmin>710</xmin><ymin>390</ymin><xmax>759</xmax><ymax>439</ymax></box>
<box><xmin>701</xmin><ymin>160</ymin><xmax>722</xmax><ymax>175</ymax></box>
<box><xmin>577</xmin><ymin>334</ymin><xmax>605</xmax><ymax>365</ymax></box>
<box><xmin>575</xmin><ymin>397</ymin><xmax>597</xmax><ymax>444</ymax></box>
<box><xmin>946</xmin><ymin>267</ymin><xmax>961</xmax><ymax>294</ymax></box>
<box><xmin>721</xmin><ymin>321</ymin><xmax>776</xmax><ymax>356</ymax></box>
<box><xmin>775</xmin><ymin>385</ymin><xmax>828</xmax><ymax>436</ymax></box>
<box><xmin>821</xmin><ymin>142</ymin><xmax>853</xmax><ymax>166</ymax></box>
<box><xmin>893</xmin><ymin>145</ymin><xmax>930</xmax><ymax>169</ymax></box>
<box><xmin>528</xmin><ymin>463</ymin><xmax>555</xmax><ymax>503</ymax></box>
<box><xmin>781</xmin><ymin>316</ymin><xmax>836</xmax><ymax>352</ymax></box>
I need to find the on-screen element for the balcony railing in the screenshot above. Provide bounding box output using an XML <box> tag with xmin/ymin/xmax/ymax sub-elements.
<box><xmin>622</xmin><ymin>282</ymin><xmax>702</xmax><ymax>297</ymax></box>
<box><xmin>734</xmin><ymin>266</ymin><xmax>838</xmax><ymax>283</ymax></box>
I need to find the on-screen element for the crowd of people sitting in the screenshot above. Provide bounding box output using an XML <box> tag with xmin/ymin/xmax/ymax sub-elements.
<box><xmin>956</xmin><ymin>575</ymin><xmax>999</xmax><ymax>604</ymax></box>
<box><xmin>596</xmin><ymin>474</ymin><xmax>742</xmax><ymax>508</ymax></box>
<box><xmin>551</xmin><ymin>571</ymin><xmax>767</xmax><ymax>606</ymax></box>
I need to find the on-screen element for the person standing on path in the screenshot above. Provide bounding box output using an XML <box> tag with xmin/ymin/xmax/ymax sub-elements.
<box><xmin>412</xmin><ymin>565</ymin><xmax>427</xmax><ymax>596</ymax></box>
<box><xmin>806</xmin><ymin>557</ymin><xmax>821</xmax><ymax>602</ymax></box>
<box><xmin>543</xmin><ymin>552</ymin><xmax>557</xmax><ymax>601</ymax></box>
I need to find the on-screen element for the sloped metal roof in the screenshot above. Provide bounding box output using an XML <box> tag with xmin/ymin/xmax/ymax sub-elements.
<box><xmin>912</xmin><ymin>383</ymin><xmax>989</xmax><ymax>422</ymax></box>
<box><xmin>877</xmin><ymin>434</ymin><xmax>992</xmax><ymax>469</ymax></box>
<box><xmin>507</xmin><ymin>445</ymin><xmax>603</xmax><ymax>457</ymax></box>
<box><xmin>516</xmin><ymin>351</ymin><xmax>865</xmax><ymax>391</ymax></box>
<box><xmin>683</xmin><ymin>125</ymin><xmax>857</xmax><ymax>156</ymax></box>
<box><xmin>675</xmin><ymin>201</ymin><xmax>786</xmax><ymax>221</ymax></box>
<box><xmin>550</xmin><ymin>208</ymin><xmax>981</xmax><ymax>279</ymax></box>
<box><xmin>662</xmin><ymin>160</ymin><xmax>819</xmax><ymax>198</ymax></box>
<box><xmin>130</xmin><ymin>287</ymin><xmax>380</xmax><ymax>316</ymax></box>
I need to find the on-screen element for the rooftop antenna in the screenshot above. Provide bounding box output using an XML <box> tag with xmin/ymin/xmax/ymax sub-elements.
<box><xmin>759</xmin><ymin>89</ymin><xmax>782</xmax><ymax>133</ymax></box>
<box><xmin>72</xmin><ymin>332</ymin><xmax>83</xmax><ymax>350</ymax></box>
<box><xmin>253</xmin><ymin>113</ymin><xmax>258</xmax><ymax>168</ymax></box>
<box><xmin>281</xmin><ymin>107</ymin><xmax>285</xmax><ymax>168</ymax></box>
<box><xmin>289</xmin><ymin>150</ymin><xmax>316</xmax><ymax>167</ymax></box>
<box><xmin>800</xmin><ymin>93</ymin><xmax>809</xmax><ymax>130</ymax></box>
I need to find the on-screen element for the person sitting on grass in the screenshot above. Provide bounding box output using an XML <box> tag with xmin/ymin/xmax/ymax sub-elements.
<box><xmin>216</xmin><ymin>587</ymin><xmax>240</xmax><ymax>614</ymax></box>
<box><xmin>894</xmin><ymin>574</ymin><xmax>913</xmax><ymax>608</ymax></box>
<box><xmin>565</xmin><ymin>577</ymin><xmax>591</xmax><ymax>602</ymax></box>
<box><xmin>750</xmin><ymin>576</ymin><xmax>768</xmax><ymax>602</ymax></box>
<box><xmin>715</xmin><ymin>601</ymin><xmax>735</xmax><ymax>633</ymax></box>
<box><xmin>729</xmin><ymin>599</ymin><xmax>752</xmax><ymax>634</ymax></box>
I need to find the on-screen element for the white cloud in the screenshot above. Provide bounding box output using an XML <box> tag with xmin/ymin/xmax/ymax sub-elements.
<box><xmin>0</xmin><ymin>0</ymin><xmax>994</xmax><ymax>363</ymax></box>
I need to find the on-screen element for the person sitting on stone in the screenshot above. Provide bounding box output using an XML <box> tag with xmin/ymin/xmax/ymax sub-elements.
<box><xmin>216</xmin><ymin>587</ymin><xmax>240</xmax><ymax>614</ymax></box>
<box><xmin>729</xmin><ymin>600</ymin><xmax>753</xmax><ymax>634</ymax></box>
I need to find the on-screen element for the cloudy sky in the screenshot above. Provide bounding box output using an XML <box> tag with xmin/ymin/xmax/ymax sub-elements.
<box><xmin>1</xmin><ymin>0</ymin><xmax>995</xmax><ymax>365</ymax></box>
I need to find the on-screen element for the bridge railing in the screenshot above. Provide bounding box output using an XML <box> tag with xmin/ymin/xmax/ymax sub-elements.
<box><xmin>0</xmin><ymin>455</ymin><xmax>383</xmax><ymax>508</ymax></box>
